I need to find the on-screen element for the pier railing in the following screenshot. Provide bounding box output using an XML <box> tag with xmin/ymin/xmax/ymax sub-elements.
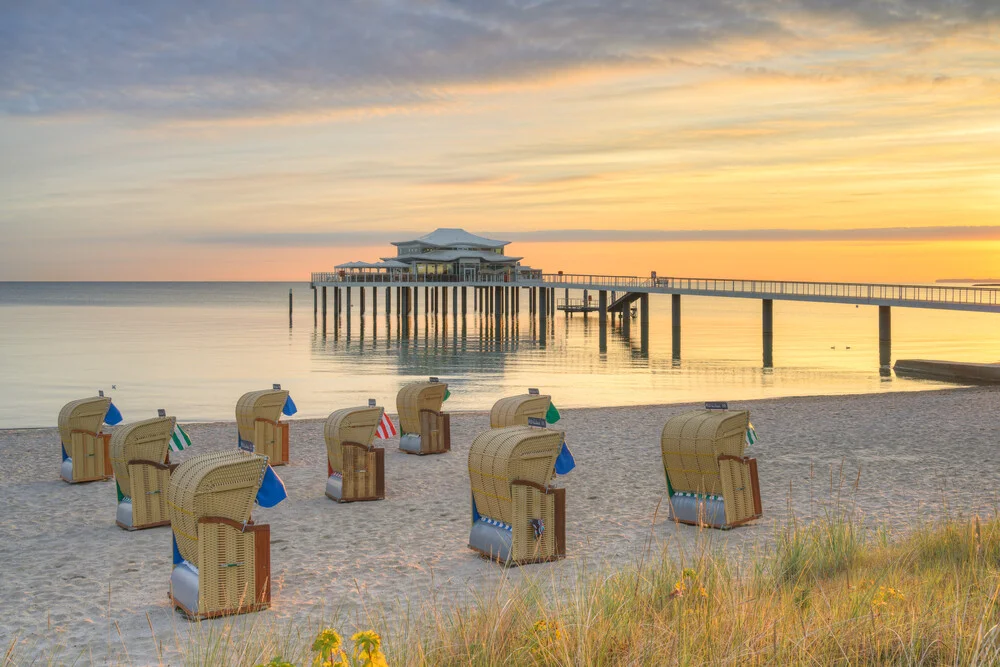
<box><xmin>311</xmin><ymin>271</ymin><xmax>1000</xmax><ymax>311</ymax></box>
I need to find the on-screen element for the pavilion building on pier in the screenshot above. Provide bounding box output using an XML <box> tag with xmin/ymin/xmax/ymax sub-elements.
<box><xmin>335</xmin><ymin>228</ymin><xmax>540</xmax><ymax>281</ymax></box>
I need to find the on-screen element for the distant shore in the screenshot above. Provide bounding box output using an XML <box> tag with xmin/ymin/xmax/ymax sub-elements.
<box><xmin>2</xmin><ymin>385</ymin><xmax>998</xmax><ymax>663</ymax></box>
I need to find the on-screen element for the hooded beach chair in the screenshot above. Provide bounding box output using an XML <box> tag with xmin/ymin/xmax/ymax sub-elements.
<box><xmin>468</xmin><ymin>422</ymin><xmax>567</xmax><ymax>565</ymax></box>
<box><xmin>111</xmin><ymin>415</ymin><xmax>177</xmax><ymax>530</ymax></box>
<box><xmin>324</xmin><ymin>405</ymin><xmax>386</xmax><ymax>502</ymax></box>
<box><xmin>168</xmin><ymin>450</ymin><xmax>285</xmax><ymax>619</ymax></box>
<box><xmin>490</xmin><ymin>391</ymin><xmax>552</xmax><ymax>428</ymax></box>
<box><xmin>236</xmin><ymin>388</ymin><xmax>293</xmax><ymax>465</ymax></box>
<box><xmin>397</xmin><ymin>379</ymin><xmax>450</xmax><ymax>455</ymax></box>
<box><xmin>59</xmin><ymin>395</ymin><xmax>118</xmax><ymax>483</ymax></box>
<box><xmin>661</xmin><ymin>408</ymin><xmax>762</xmax><ymax>529</ymax></box>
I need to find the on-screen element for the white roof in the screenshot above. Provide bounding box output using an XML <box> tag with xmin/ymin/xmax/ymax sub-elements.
<box><xmin>392</xmin><ymin>228</ymin><xmax>509</xmax><ymax>249</ymax></box>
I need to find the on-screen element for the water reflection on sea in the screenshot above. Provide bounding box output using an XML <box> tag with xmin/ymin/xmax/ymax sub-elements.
<box><xmin>0</xmin><ymin>282</ymin><xmax>997</xmax><ymax>427</ymax></box>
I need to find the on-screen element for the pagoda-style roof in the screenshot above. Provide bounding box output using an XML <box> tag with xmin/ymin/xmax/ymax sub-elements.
<box><xmin>382</xmin><ymin>249</ymin><xmax>521</xmax><ymax>264</ymax></box>
<box><xmin>391</xmin><ymin>228</ymin><xmax>509</xmax><ymax>249</ymax></box>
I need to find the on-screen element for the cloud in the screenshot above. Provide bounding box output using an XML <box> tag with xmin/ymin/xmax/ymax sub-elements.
<box><xmin>187</xmin><ymin>225</ymin><xmax>1000</xmax><ymax>247</ymax></box>
<box><xmin>1</xmin><ymin>1</ymin><xmax>993</xmax><ymax>120</ymax></box>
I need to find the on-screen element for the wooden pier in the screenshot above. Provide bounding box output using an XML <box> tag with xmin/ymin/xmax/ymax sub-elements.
<box><xmin>307</xmin><ymin>271</ymin><xmax>1000</xmax><ymax>373</ymax></box>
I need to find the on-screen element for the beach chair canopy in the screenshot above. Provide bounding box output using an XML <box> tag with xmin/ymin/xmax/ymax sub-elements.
<box><xmin>110</xmin><ymin>416</ymin><xmax>175</xmax><ymax>497</ymax></box>
<box><xmin>236</xmin><ymin>389</ymin><xmax>289</xmax><ymax>444</ymax></box>
<box><xmin>489</xmin><ymin>394</ymin><xmax>551</xmax><ymax>429</ymax></box>
<box><xmin>660</xmin><ymin>410</ymin><xmax>749</xmax><ymax>496</ymax></box>
<box><xmin>324</xmin><ymin>405</ymin><xmax>383</xmax><ymax>474</ymax></box>
<box><xmin>58</xmin><ymin>396</ymin><xmax>112</xmax><ymax>447</ymax></box>
<box><xmin>468</xmin><ymin>425</ymin><xmax>564</xmax><ymax>526</ymax></box>
<box><xmin>168</xmin><ymin>451</ymin><xmax>267</xmax><ymax>567</ymax></box>
<box><xmin>396</xmin><ymin>381</ymin><xmax>447</xmax><ymax>434</ymax></box>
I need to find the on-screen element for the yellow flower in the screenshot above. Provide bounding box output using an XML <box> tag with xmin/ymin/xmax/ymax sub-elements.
<box><xmin>352</xmin><ymin>630</ymin><xmax>388</xmax><ymax>667</ymax></box>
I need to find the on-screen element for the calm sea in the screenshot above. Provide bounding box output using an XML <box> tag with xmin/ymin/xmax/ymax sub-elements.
<box><xmin>1</xmin><ymin>282</ymin><xmax>997</xmax><ymax>428</ymax></box>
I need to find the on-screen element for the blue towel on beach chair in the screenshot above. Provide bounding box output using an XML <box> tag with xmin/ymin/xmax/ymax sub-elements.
<box><xmin>104</xmin><ymin>401</ymin><xmax>123</xmax><ymax>425</ymax></box>
<box><xmin>554</xmin><ymin>441</ymin><xmax>575</xmax><ymax>475</ymax></box>
<box><xmin>256</xmin><ymin>465</ymin><xmax>288</xmax><ymax>507</ymax></box>
<box><xmin>282</xmin><ymin>395</ymin><xmax>297</xmax><ymax>416</ymax></box>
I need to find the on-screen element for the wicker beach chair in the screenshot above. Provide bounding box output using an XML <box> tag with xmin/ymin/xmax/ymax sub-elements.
<box><xmin>59</xmin><ymin>396</ymin><xmax>114</xmax><ymax>483</ymax></box>
<box><xmin>324</xmin><ymin>406</ymin><xmax>385</xmax><ymax>502</ymax></box>
<box><xmin>490</xmin><ymin>393</ymin><xmax>551</xmax><ymax>429</ymax></box>
<box><xmin>167</xmin><ymin>450</ymin><xmax>272</xmax><ymax>619</ymax></box>
<box><xmin>111</xmin><ymin>416</ymin><xmax>177</xmax><ymax>530</ymax></box>
<box><xmin>660</xmin><ymin>409</ymin><xmax>762</xmax><ymax>529</ymax></box>
<box><xmin>468</xmin><ymin>424</ymin><xmax>567</xmax><ymax>565</ymax></box>
<box><xmin>236</xmin><ymin>389</ymin><xmax>290</xmax><ymax>465</ymax></box>
<box><xmin>397</xmin><ymin>380</ymin><xmax>450</xmax><ymax>455</ymax></box>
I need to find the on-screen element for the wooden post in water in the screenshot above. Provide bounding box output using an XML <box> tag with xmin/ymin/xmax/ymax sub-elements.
<box><xmin>879</xmin><ymin>305</ymin><xmax>891</xmax><ymax>374</ymax></box>
<box><xmin>288</xmin><ymin>289</ymin><xmax>293</xmax><ymax>327</ymax></box>
<box><xmin>372</xmin><ymin>286</ymin><xmax>377</xmax><ymax>318</ymax></box>
<box><xmin>538</xmin><ymin>287</ymin><xmax>548</xmax><ymax>344</ymax></box>
<box><xmin>346</xmin><ymin>287</ymin><xmax>352</xmax><ymax>337</ymax></box>
<box><xmin>598</xmin><ymin>290</ymin><xmax>607</xmax><ymax>352</ymax></box>
<box><xmin>671</xmin><ymin>294</ymin><xmax>681</xmax><ymax>361</ymax></box>
<box><xmin>312</xmin><ymin>285</ymin><xmax>317</xmax><ymax>324</ymax></box>
<box><xmin>763</xmin><ymin>299</ymin><xmax>774</xmax><ymax>368</ymax></box>
<box><xmin>640</xmin><ymin>294</ymin><xmax>649</xmax><ymax>351</ymax></box>
<box><xmin>461</xmin><ymin>286</ymin><xmax>467</xmax><ymax>315</ymax></box>
<box><xmin>385</xmin><ymin>286</ymin><xmax>391</xmax><ymax>315</ymax></box>
<box><xmin>442</xmin><ymin>286</ymin><xmax>448</xmax><ymax>317</ymax></box>
<box><xmin>360</xmin><ymin>285</ymin><xmax>366</xmax><ymax>316</ymax></box>
<box><xmin>622</xmin><ymin>300</ymin><xmax>631</xmax><ymax>338</ymax></box>
<box><xmin>322</xmin><ymin>286</ymin><xmax>327</xmax><ymax>332</ymax></box>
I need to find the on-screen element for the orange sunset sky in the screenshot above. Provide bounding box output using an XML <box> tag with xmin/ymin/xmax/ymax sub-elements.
<box><xmin>1</xmin><ymin>2</ymin><xmax>998</xmax><ymax>282</ymax></box>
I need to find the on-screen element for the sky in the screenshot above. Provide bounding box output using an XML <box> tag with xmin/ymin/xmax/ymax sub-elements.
<box><xmin>1</xmin><ymin>1</ymin><xmax>998</xmax><ymax>282</ymax></box>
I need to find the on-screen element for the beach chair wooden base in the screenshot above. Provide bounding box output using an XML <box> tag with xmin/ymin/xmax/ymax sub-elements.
<box><xmin>470</xmin><ymin>484</ymin><xmax>566</xmax><ymax>566</ymax></box>
<box><xmin>325</xmin><ymin>447</ymin><xmax>385</xmax><ymax>502</ymax></box>
<box><xmin>61</xmin><ymin>432</ymin><xmax>113</xmax><ymax>483</ymax></box>
<box><xmin>252</xmin><ymin>419</ymin><xmax>290</xmax><ymax>466</ymax></box>
<box><xmin>400</xmin><ymin>411</ymin><xmax>451</xmax><ymax>455</ymax></box>
<box><xmin>669</xmin><ymin>456</ymin><xmax>762</xmax><ymax>529</ymax></box>
<box><xmin>116</xmin><ymin>460</ymin><xmax>178</xmax><ymax>530</ymax></box>
<box><xmin>170</xmin><ymin>517</ymin><xmax>271</xmax><ymax>620</ymax></box>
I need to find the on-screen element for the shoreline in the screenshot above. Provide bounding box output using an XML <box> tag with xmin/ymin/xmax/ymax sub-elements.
<box><xmin>0</xmin><ymin>383</ymin><xmax>983</xmax><ymax>433</ymax></box>
<box><xmin>3</xmin><ymin>385</ymin><xmax>998</xmax><ymax>663</ymax></box>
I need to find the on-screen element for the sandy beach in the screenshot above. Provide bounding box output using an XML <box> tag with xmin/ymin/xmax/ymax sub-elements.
<box><xmin>2</xmin><ymin>386</ymin><xmax>998</xmax><ymax>664</ymax></box>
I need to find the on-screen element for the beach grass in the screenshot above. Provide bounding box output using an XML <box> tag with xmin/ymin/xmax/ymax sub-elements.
<box><xmin>134</xmin><ymin>507</ymin><xmax>998</xmax><ymax>667</ymax></box>
<box><xmin>5</xmin><ymin>503</ymin><xmax>999</xmax><ymax>666</ymax></box>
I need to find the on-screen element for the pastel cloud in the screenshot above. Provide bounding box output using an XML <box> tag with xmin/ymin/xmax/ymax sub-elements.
<box><xmin>1</xmin><ymin>1</ymin><xmax>994</xmax><ymax>119</ymax></box>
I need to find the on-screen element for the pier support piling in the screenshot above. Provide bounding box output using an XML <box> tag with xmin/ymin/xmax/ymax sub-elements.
<box><xmin>640</xmin><ymin>294</ymin><xmax>649</xmax><ymax>352</ymax></box>
<box><xmin>599</xmin><ymin>290</ymin><xmax>607</xmax><ymax>352</ymax></box>
<box><xmin>671</xmin><ymin>294</ymin><xmax>681</xmax><ymax>361</ymax></box>
<box><xmin>360</xmin><ymin>285</ymin><xmax>366</xmax><ymax>316</ymax></box>
<box><xmin>763</xmin><ymin>299</ymin><xmax>774</xmax><ymax>368</ymax></box>
<box><xmin>539</xmin><ymin>287</ymin><xmax>548</xmax><ymax>344</ymax></box>
<box><xmin>462</xmin><ymin>286</ymin><xmax>467</xmax><ymax>315</ymax></box>
<box><xmin>879</xmin><ymin>305</ymin><xmax>891</xmax><ymax>373</ymax></box>
<box><xmin>322</xmin><ymin>286</ymin><xmax>327</xmax><ymax>332</ymax></box>
<box><xmin>386</xmin><ymin>287</ymin><xmax>391</xmax><ymax>315</ymax></box>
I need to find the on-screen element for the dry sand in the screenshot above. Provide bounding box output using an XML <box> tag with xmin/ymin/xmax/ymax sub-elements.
<box><xmin>2</xmin><ymin>386</ymin><xmax>998</xmax><ymax>663</ymax></box>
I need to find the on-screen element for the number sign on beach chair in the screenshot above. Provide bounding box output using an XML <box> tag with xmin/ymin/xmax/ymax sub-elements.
<box><xmin>168</xmin><ymin>450</ymin><xmax>285</xmax><ymax>619</ymax></box>
<box><xmin>236</xmin><ymin>386</ymin><xmax>295</xmax><ymax>465</ymax></box>
<box><xmin>468</xmin><ymin>420</ymin><xmax>567</xmax><ymax>565</ymax></box>
<box><xmin>111</xmin><ymin>414</ymin><xmax>177</xmax><ymax>530</ymax></box>
<box><xmin>396</xmin><ymin>379</ymin><xmax>450</xmax><ymax>455</ymax></box>
<box><xmin>660</xmin><ymin>408</ymin><xmax>762</xmax><ymax>529</ymax></box>
<box><xmin>59</xmin><ymin>394</ymin><xmax>119</xmax><ymax>483</ymax></box>
<box><xmin>324</xmin><ymin>404</ymin><xmax>386</xmax><ymax>503</ymax></box>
